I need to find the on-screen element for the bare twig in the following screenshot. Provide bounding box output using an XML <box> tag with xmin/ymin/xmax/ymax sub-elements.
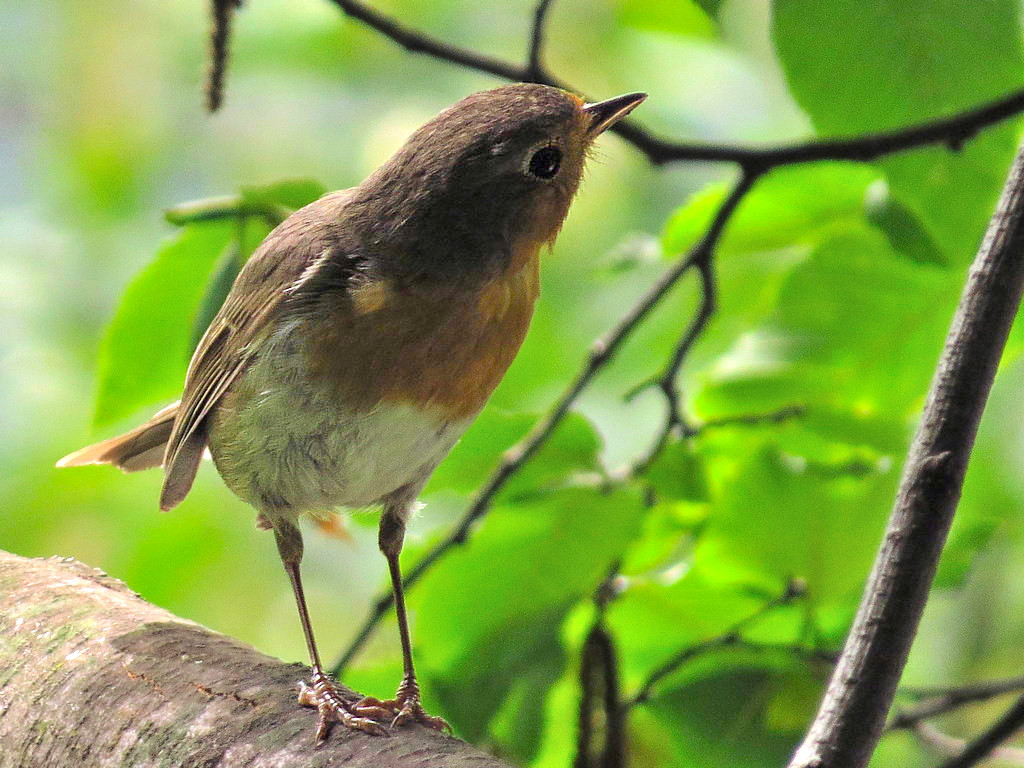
<box><xmin>913</xmin><ymin>721</ymin><xmax>1024</xmax><ymax>767</ymax></box>
<box><xmin>685</xmin><ymin>405</ymin><xmax>806</xmax><ymax>438</ymax></box>
<box><xmin>788</xmin><ymin>142</ymin><xmax>1024</xmax><ymax>768</ymax></box>
<box><xmin>323</xmin><ymin>1</ymin><xmax>1024</xmax><ymax>167</ymax></box>
<box><xmin>624</xmin><ymin>578</ymin><xmax>807</xmax><ymax>709</ymax></box>
<box><xmin>164</xmin><ymin>194</ymin><xmax>291</xmax><ymax>226</ymax></box>
<box><xmin>575</xmin><ymin>624</ymin><xmax>625</xmax><ymax>768</ymax></box>
<box><xmin>936</xmin><ymin>695</ymin><xmax>1024</xmax><ymax>768</ymax></box>
<box><xmin>575</xmin><ymin>565</ymin><xmax>626</xmax><ymax>768</ymax></box>
<box><xmin>891</xmin><ymin>676</ymin><xmax>1024</xmax><ymax>731</ymax></box>
<box><xmin>206</xmin><ymin>0</ymin><xmax>240</xmax><ymax>112</ymax></box>
<box><xmin>331</xmin><ymin>173</ymin><xmax>756</xmax><ymax>676</ymax></box>
<box><xmin>526</xmin><ymin>0</ymin><xmax>555</xmax><ymax>82</ymax></box>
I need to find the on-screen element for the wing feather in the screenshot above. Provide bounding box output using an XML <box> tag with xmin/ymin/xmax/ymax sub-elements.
<box><xmin>159</xmin><ymin>189</ymin><xmax>357</xmax><ymax>509</ymax></box>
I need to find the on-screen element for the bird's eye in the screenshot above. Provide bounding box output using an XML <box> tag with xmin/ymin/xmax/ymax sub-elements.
<box><xmin>527</xmin><ymin>145</ymin><xmax>562</xmax><ymax>179</ymax></box>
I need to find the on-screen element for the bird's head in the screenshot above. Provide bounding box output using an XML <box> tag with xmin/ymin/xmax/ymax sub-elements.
<box><xmin>352</xmin><ymin>83</ymin><xmax>646</xmax><ymax>280</ymax></box>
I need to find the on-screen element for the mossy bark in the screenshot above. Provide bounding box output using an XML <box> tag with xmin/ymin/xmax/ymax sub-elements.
<box><xmin>0</xmin><ymin>550</ymin><xmax>512</xmax><ymax>768</ymax></box>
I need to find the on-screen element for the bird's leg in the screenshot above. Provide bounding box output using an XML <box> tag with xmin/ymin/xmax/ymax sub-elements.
<box><xmin>354</xmin><ymin>504</ymin><xmax>449</xmax><ymax>731</ymax></box>
<box><xmin>272</xmin><ymin>516</ymin><xmax>389</xmax><ymax>740</ymax></box>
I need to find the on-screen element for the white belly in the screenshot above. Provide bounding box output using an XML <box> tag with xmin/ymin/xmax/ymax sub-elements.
<box><xmin>208</xmin><ymin>321</ymin><xmax>472</xmax><ymax>513</ymax></box>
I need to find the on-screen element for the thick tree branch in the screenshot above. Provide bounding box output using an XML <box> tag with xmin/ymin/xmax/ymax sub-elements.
<box><xmin>0</xmin><ymin>550</ymin><xmax>512</xmax><ymax>768</ymax></box>
<box><xmin>788</xmin><ymin>142</ymin><xmax>1024</xmax><ymax>768</ymax></box>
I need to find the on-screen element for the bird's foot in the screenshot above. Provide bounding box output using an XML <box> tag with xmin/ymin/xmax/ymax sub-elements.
<box><xmin>297</xmin><ymin>669</ymin><xmax>390</xmax><ymax>742</ymax></box>
<box><xmin>353</xmin><ymin>675</ymin><xmax>450</xmax><ymax>731</ymax></box>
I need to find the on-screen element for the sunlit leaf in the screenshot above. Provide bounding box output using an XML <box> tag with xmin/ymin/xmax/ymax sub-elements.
<box><xmin>773</xmin><ymin>0</ymin><xmax>1024</xmax><ymax>263</ymax></box>
<box><xmin>94</xmin><ymin>221</ymin><xmax>234</xmax><ymax>425</ymax></box>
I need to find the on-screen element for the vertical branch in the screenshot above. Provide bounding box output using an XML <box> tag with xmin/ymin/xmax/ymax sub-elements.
<box><xmin>526</xmin><ymin>0</ymin><xmax>555</xmax><ymax>81</ymax></box>
<box><xmin>575</xmin><ymin>568</ymin><xmax>625</xmax><ymax>768</ymax></box>
<box><xmin>206</xmin><ymin>0</ymin><xmax>240</xmax><ymax>112</ymax></box>
<box><xmin>788</xmin><ymin>141</ymin><xmax>1024</xmax><ymax>768</ymax></box>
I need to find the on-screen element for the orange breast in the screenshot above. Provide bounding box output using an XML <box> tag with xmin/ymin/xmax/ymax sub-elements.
<box><xmin>306</xmin><ymin>249</ymin><xmax>541</xmax><ymax>421</ymax></box>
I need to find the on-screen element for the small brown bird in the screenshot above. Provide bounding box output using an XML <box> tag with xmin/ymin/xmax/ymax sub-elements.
<box><xmin>58</xmin><ymin>84</ymin><xmax>645</xmax><ymax>740</ymax></box>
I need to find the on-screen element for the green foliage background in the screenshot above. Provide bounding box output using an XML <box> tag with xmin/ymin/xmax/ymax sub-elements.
<box><xmin>3</xmin><ymin>0</ymin><xmax>1024</xmax><ymax>765</ymax></box>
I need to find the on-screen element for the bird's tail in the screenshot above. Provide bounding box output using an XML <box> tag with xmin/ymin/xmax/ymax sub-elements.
<box><xmin>56</xmin><ymin>401</ymin><xmax>180</xmax><ymax>473</ymax></box>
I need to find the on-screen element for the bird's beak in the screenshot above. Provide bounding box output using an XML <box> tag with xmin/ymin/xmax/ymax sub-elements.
<box><xmin>583</xmin><ymin>92</ymin><xmax>647</xmax><ymax>136</ymax></box>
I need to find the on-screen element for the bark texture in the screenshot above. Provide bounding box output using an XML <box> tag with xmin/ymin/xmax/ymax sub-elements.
<box><xmin>788</xmin><ymin>141</ymin><xmax>1024</xmax><ymax>768</ymax></box>
<box><xmin>0</xmin><ymin>550</ymin><xmax>512</xmax><ymax>768</ymax></box>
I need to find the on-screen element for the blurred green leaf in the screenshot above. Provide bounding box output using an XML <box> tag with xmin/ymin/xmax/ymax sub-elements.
<box><xmin>413</xmin><ymin>486</ymin><xmax>646</xmax><ymax>751</ymax></box>
<box><xmin>189</xmin><ymin>242</ymin><xmax>243</xmax><ymax>354</ymax></box>
<box><xmin>94</xmin><ymin>220</ymin><xmax>234</xmax><ymax>425</ymax></box>
<box><xmin>426</xmin><ymin>409</ymin><xmax>534</xmax><ymax>495</ymax></box>
<box><xmin>663</xmin><ymin>164</ymin><xmax>880</xmax><ymax>258</ymax></box>
<box><xmin>693</xmin><ymin>439</ymin><xmax>896</xmax><ymax>605</ymax></box>
<box><xmin>694</xmin><ymin>223</ymin><xmax>953</xmax><ymax>434</ymax></box>
<box><xmin>504</xmin><ymin>412</ymin><xmax>604</xmax><ymax>497</ymax></box>
<box><xmin>617</xmin><ymin>0</ymin><xmax>716</xmax><ymax>38</ymax></box>
<box><xmin>645</xmin><ymin>438</ymin><xmax>711</xmax><ymax>502</ymax></box>
<box><xmin>865</xmin><ymin>182</ymin><xmax>946</xmax><ymax>266</ymax></box>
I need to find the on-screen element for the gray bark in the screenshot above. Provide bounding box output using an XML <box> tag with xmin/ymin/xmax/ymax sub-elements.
<box><xmin>0</xmin><ymin>550</ymin><xmax>512</xmax><ymax>768</ymax></box>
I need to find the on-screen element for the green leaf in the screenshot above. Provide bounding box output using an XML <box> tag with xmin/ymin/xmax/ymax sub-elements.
<box><xmin>412</xmin><ymin>486</ymin><xmax>646</xmax><ymax>749</ymax></box>
<box><xmin>694</xmin><ymin>223</ymin><xmax>953</xmax><ymax>436</ymax></box>
<box><xmin>693</xmin><ymin>439</ymin><xmax>897</xmax><ymax>606</ymax></box>
<box><xmin>865</xmin><ymin>181</ymin><xmax>946</xmax><ymax>266</ymax></box>
<box><xmin>189</xmin><ymin>242</ymin><xmax>243</xmax><ymax>354</ymax></box>
<box><xmin>662</xmin><ymin>164</ymin><xmax>880</xmax><ymax>258</ymax></box>
<box><xmin>617</xmin><ymin>0</ymin><xmax>716</xmax><ymax>39</ymax></box>
<box><xmin>645</xmin><ymin>438</ymin><xmax>711</xmax><ymax>502</ymax></box>
<box><xmin>503</xmin><ymin>412</ymin><xmax>603</xmax><ymax>497</ymax></box>
<box><xmin>94</xmin><ymin>221</ymin><xmax>234</xmax><ymax>425</ymax></box>
<box><xmin>773</xmin><ymin>0</ymin><xmax>1024</xmax><ymax>263</ymax></box>
<box><xmin>425</xmin><ymin>409</ymin><xmax>533</xmax><ymax>495</ymax></box>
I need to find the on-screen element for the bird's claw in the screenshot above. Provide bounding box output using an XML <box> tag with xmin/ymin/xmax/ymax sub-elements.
<box><xmin>297</xmin><ymin>674</ymin><xmax>390</xmax><ymax>742</ymax></box>
<box><xmin>354</xmin><ymin>677</ymin><xmax>450</xmax><ymax>732</ymax></box>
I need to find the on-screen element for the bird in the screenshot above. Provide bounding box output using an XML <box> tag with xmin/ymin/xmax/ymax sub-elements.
<box><xmin>57</xmin><ymin>83</ymin><xmax>646</xmax><ymax>741</ymax></box>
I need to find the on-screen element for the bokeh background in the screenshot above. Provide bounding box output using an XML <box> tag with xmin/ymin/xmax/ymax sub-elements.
<box><xmin>4</xmin><ymin>0</ymin><xmax>1024</xmax><ymax>765</ymax></box>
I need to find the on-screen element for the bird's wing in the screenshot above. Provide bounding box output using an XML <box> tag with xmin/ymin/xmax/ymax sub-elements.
<box><xmin>160</xmin><ymin>190</ymin><xmax>357</xmax><ymax>510</ymax></box>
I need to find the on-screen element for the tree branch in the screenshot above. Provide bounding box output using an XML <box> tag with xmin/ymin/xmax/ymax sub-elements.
<box><xmin>936</xmin><ymin>695</ymin><xmax>1024</xmax><ymax>768</ymax></box>
<box><xmin>0</xmin><ymin>550</ymin><xmax>512</xmax><ymax>768</ymax></box>
<box><xmin>891</xmin><ymin>676</ymin><xmax>1024</xmax><ymax>731</ymax></box>
<box><xmin>787</xmin><ymin>141</ymin><xmax>1024</xmax><ymax>768</ymax></box>
<box><xmin>323</xmin><ymin>1</ymin><xmax>1024</xmax><ymax>166</ymax></box>
<box><xmin>912</xmin><ymin>721</ymin><xmax>1024</xmax><ymax>767</ymax></box>
<box><xmin>526</xmin><ymin>0</ymin><xmax>555</xmax><ymax>82</ymax></box>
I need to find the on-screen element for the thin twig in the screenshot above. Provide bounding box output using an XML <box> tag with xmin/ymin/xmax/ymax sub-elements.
<box><xmin>205</xmin><ymin>0</ymin><xmax>240</xmax><ymax>112</ymax></box>
<box><xmin>575</xmin><ymin>568</ymin><xmax>625</xmax><ymax>768</ymax></box>
<box><xmin>936</xmin><ymin>694</ymin><xmax>1024</xmax><ymax>768</ymax></box>
<box><xmin>788</xmin><ymin>141</ymin><xmax>1024</xmax><ymax>768</ymax></box>
<box><xmin>526</xmin><ymin>0</ymin><xmax>555</xmax><ymax>82</ymax></box>
<box><xmin>164</xmin><ymin>194</ymin><xmax>291</xmax><ymax>226</ymax></box>
<box><xmin>331</xmin><ymin>173</ymin><xmax>756</xmax><ymax>676</ymax></box>
<box><xmin>913</xmin><ymin>721</ymin><xmax>1024</xmax><ymax>767</ymax></box>
<box><xmin>891</xmin><ymin>676</ymin><xmax>1024</xmax><ymax>731</ymax></box>
<box><xmin>323</xmin><ymin>0</ymin><xmax>1024</xmax><ymax>166</ymax></box>
<box><xmin>624</xmin><ymin>578</ymin><xmax>807</xmax><ymax>709</ymax></box>
<box><xmin>685</xmin><ymin>405</ymin><xmax>806</xmax><ymax>438</ymax></box>
<box><xmin>575</xmin><ymin>624</ymin><xmax>625</xmax><ymax>768</ymax></box>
